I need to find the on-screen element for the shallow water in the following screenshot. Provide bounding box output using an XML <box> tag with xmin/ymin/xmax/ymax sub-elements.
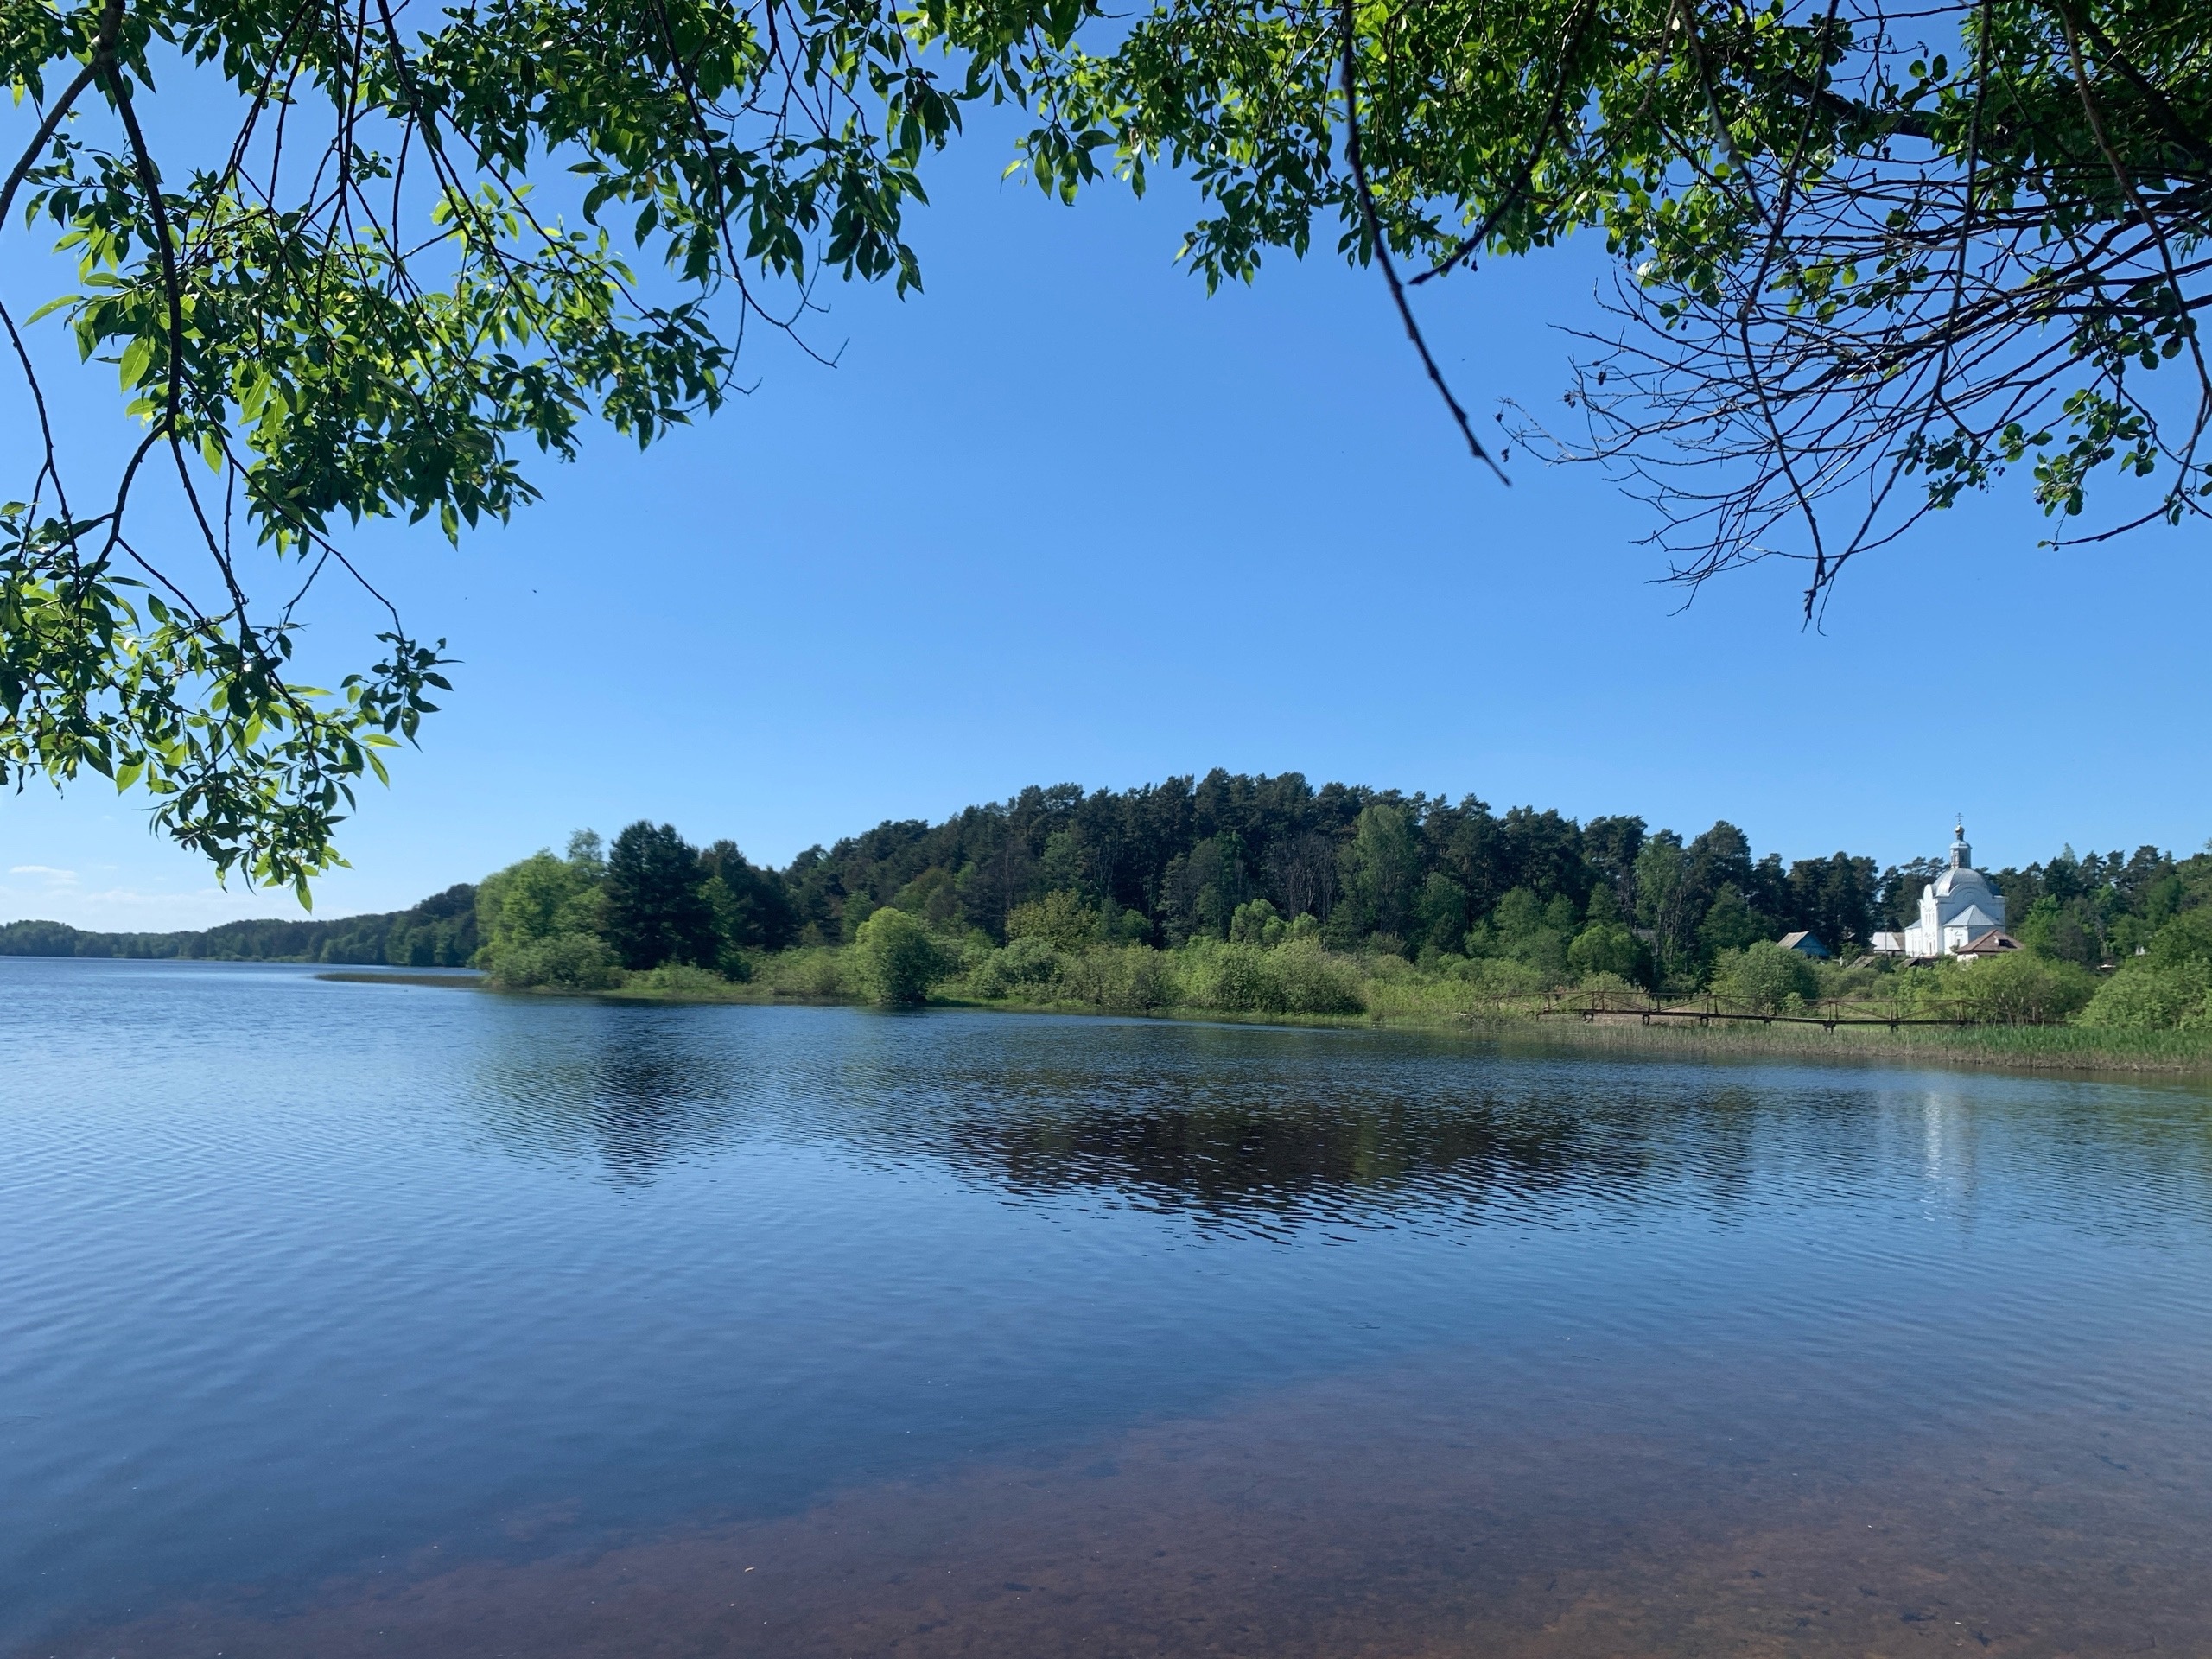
<box><xmin>4</xmin><ymin>957</ymin><xmax>2211</xmax><ymax>1656</ymax></box>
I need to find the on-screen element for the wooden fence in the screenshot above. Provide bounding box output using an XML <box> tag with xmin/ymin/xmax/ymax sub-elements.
<box><xmin>1478</xmin><ymin>988</ymin><xmax>2039</xmax><ymax>1030</ymax></box>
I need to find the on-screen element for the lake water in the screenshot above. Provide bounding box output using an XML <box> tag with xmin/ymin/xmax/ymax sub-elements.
<box><xmin>5</xmin><ymin>957</ymin><xmax>2212</xmax><ymax>1656</ymax></box>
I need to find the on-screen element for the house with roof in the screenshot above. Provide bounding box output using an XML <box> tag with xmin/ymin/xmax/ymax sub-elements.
<box><xmin>1777</xmin><ymin>931</ymin><xmax>1829</xmax><ymax>958</ymax></box>
<box><xmin>1896</xmin><ymin>823</ymin><xmax>2011</xmax><ymax>960</ymax></box>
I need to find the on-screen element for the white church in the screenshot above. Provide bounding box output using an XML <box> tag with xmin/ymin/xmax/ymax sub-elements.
<box><xmin>1871</xmin><ymin>823</ymin><xmax>2019</xmax><ymax>961</ymax></box>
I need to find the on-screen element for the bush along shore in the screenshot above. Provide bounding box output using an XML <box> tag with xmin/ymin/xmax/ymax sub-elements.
<box><xmin>455</xmin><ymin>791</ymin><xmax>2212</xmax><ymax>1074</ymax></box>
<box><xmin>510</xmin><ymin>931</ymin><xmax>2208</xmax><ymax>1074</ymax></box>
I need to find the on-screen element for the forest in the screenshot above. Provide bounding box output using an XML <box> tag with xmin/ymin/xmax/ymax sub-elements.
<box><xmin>9</xmin><ymin>771</ymin><xmax>2208</xmax><ymax>1033</ymax></box>
<box><xmin>0</xmin><ymin>886</ymin><xmax>479</xmax><ymax>967</ymax></box>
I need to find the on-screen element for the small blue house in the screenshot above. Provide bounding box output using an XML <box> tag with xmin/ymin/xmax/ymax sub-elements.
<box><xmin>1777</xmin><ymin>931</ymin><xmax>1830</xmax><ymax>959</ymax></box>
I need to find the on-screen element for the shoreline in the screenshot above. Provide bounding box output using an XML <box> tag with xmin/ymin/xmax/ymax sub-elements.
<box><xmin>314</xmin><ymin>970</ymin><xmax>2212</xmax><ymax>1079</ymax></box>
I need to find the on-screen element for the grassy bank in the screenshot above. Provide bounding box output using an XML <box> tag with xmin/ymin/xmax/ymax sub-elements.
<box><xmin>1470</xmin><ymin>1013</ymin><xmax>2212</xmax><ymax>1075</ymax></box>
<box><xmin>412</xmin><ymin>946</ymin><xmax>2212</xmax><ymax>1077</ymax></box>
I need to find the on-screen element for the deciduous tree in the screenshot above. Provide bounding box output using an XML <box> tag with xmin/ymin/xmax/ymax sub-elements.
<box><xmin>0</xmin><ymin>0</ymin><xmax>1065</xmax><ymax>887</ymax></box>
<box><xmin>998</xmin><ymin>0</ymin><xmax>2212</xmax><ymax>614</ymax></box>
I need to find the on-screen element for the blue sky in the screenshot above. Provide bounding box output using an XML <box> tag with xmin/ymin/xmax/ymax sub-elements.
<box><xmin>3</xmin><ymin>118</ymin><xmax>2207</xmax><ymax>931</ymax></box>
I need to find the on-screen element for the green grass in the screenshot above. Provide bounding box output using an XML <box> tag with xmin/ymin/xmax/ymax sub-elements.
<box><xmin>1459</xmin><ymin>1012</ymin><xmax>2212</xmax><ymax>1074</ymax></box>
<box><xmin>362</xmin><ymin>952</ymin><xmax>2212</xmax><ymax>1078</ymax></box>
<box><xmin>645</xmin><ymin>982</ymin><xmax>2212</xmax><ymax>1075</ymax></box>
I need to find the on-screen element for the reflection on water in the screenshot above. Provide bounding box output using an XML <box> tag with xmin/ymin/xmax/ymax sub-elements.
<box><xmin>4</xmin><ymin>961</ymin><xmax>2212</xmax><ymax>1657</ymax></box>
<box><xmin>467</xmin><ymin>1007</ymin><xmax>2212</xmax><ymax>1243</ymax></box>
<box><xmin>472</xmin><ymin>1020</ymin><xmax>760</xmax><ymax>1184</ymax></box>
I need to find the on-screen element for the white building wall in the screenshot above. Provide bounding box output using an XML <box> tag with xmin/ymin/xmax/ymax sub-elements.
<box><xmin>1905</xmin><ymin>888</ymin><xmax>1942</xmax><ymax>957</ymax></box>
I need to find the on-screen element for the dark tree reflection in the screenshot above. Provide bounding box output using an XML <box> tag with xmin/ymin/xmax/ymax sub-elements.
<box><xmin>460</xmin><ymin>1007</ymin><xmax>2212</xmax><ymax>1231</ymax></box>
<box><xmin>471</xmin><ymin>1007</ymin><xmax>757</xmax><ymax>1186</ymax></box>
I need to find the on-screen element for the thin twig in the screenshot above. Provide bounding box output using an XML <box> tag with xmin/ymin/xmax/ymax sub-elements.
<box><xmin>1413</xmin><ymin>0</ymin><xmax>1599</xmax><ymax>287</ymax></box>
<box><xmin>0</xmin><ymin>0</ymin><xmax>127</xmax><ymax>235</ymax></box>
<box><xmin>1337</xmin><ymin>0</ymin><xmax>1507</xmax><ymax>483</ymax></box>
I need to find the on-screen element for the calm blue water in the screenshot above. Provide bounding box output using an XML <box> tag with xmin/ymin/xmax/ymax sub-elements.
<box><xmin>4</xmin><ymin>957</ymin><xmax>2211</xmax><ymax>1656</ymax></box>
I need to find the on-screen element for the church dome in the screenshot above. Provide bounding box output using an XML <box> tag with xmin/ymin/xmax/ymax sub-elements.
<box><xmin>1931</xmin><ymin>821</ymin><xmax>1993</xmax><ymax>898</ymax></box>
<box><xmin>1934</xmin><ymin>863</ymin><xmax>1993</xmax><ymax>899</ymax></box>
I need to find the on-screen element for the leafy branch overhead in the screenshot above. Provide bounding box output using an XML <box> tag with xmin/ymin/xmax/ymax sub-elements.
<box><xmin>994</xmin><ymin>0</ymin><xmax>2211</xmax><ymax>608</ymax></box>
<box><xmin>0</xmin><ymin>0</ymin><xmax>1065</xmax><ymax>894</ymax></box>
<box><xmin>3</xmin><ymin>0</ymin><xmax>2206</xmax><ymax>889</ymax></box>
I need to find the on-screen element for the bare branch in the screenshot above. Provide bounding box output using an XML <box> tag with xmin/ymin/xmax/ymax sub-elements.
<box><xmin>1338</xmin><ymin>0</ymin><xmax>1508</xmax><ymax>484</ymax></box>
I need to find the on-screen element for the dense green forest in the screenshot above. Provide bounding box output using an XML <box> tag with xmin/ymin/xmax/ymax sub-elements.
<box><xmin>0</xmin><ymin>886</ymin><xmax>478</xmax><ymax>966</ymax></box>
<box><xmin>10</xmin><ymin>771</ymin><xmax>2209</xmax><ymax>1033</ymax></box>
<box><xmin>467</xmin><ymin>773</ymin><xmax>2212</xmax><ymax>1033</ymax></box>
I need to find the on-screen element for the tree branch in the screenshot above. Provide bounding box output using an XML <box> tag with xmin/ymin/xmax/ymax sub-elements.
<box><xmin>0</xmin><ymin>0</ymin><xmax>127</xmax><ymax>231</ymax></box>
<box><xmin>1338</xmin><ymin>0</ymin><xmax>1508</xmax><ymax>484</ymax></box>
<box><xmin>2045</xmin><ymin>0</ymin><xmax>2212</xmax><ymax>168</ymax></box>
<box><xmin>1412</xmin><ymin>0</ymin><xmax>1599</xmax><ymax>287</ymax></box>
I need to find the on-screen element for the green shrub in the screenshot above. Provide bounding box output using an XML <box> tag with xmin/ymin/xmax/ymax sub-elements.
<box><xmin>1814</xmin><ymin>956</ymin><xmax>1888</xmax><ymax>999</ymax></box>
<box><xmin>1452</xmin><ymin>955</ymin><xmax>1548</xmax><ymax>997</ymax></box>
<box><xmin>970</xmin><ymin>936</ymin><xmax>1064</xmax><ymax>1001</ymax></box>
<box><xmin>2079</xmin><ymin>909</ymin><xmax>2212</xmax><ymax>1029</ymax></box>
<box><xmin>1710</xmin><ymin>942</ymin><xmax>1821</xmax><ymax>1012</ymax></box>
<box><xmin>631</xmin><ymin>962</ymin><xmax>730</xmax><ymax>995</ymax></box>
<box><xmin>2146</xmin><ymin>907</ymin><xmax>2212</xmax><ymax>973</ymax></box>
<box><xmin>759</xmin><ymin>945</ymin><xmax>849</xmax><ymax>999</ymax></box>
<box><xmin>1362</xmin><ymin>948</ymin><xmax>1414</xmax><ymax>982</ymax></box>
<box><xmin>2081</xmin><ymin>960</ymin><xmax>2212</xmax><ymax>1028</ymax></box>
<box><xmin>1059</xmin><ymin>944</ymin><xmax>1181</xmax><ymax>1011</ymax></box>
<box><xmin>1267</xmin><ymin>939</ymin><xmax>1365</xmax><ymax>1014</ymax></box>
<box><xmin>1486</xmin><ymin>887</ymin><xmax>1574</xmax><ymax>982</ymax></box>
<box><xmin>1176</xmin><ymin>938</ymin><xmax>1364</xmax><ymax>1015</ymax></box>
<box><xmin>1567</xmin><ymin>920</ymin><xmax>1643</xmax><ymax>982</ymax></box>
<box><xmin>486</xmin><ymin>931</ymin><xmax>621</xmax><ymax>991</ymax></box>
<box><xmin>1950</xmin><ymin>951</ymin><xmax>2096</xmax><ymax>1024</ymax></box>
<box><xmin>1177</xmin><ymin>939</ymin><xmax>1269</xmax><ymax>1011</ymax></box>
<box><xmin>853</xmin><ymin>908</ymin><xmax>948</xmax><ymax>1006</ymax></box>
<box><xmin>1576</xmin><ymin>970</ymin><xmax>1638</xmax><ymax>995</ymax></box>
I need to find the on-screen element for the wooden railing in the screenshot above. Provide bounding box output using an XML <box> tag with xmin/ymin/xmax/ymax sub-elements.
<box><xmin>1514</xmin><ymin>988</ymin><xmax>2028</xmax><ymax>1029</ymax></box>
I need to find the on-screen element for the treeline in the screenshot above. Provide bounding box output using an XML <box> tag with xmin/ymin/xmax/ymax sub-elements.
<box><xmin>469</xmin><ymin>771</ymin><xmax>2212</xmax><ymax>1032</ymax></box>
<box><xmin>10</xmin><ymin>770</ymin><xmax>2208</xmax><ymax>1033</ymax></box>
<box><xmin>0</xmin><ymin>886</ymin><xmax>479</xmax><ymax>966</ymax></box>
<box><xmin>474</xmin><ymin>775</ymin><xmax>1892</xmax><ymax>989</ymax></box>
<box><xmin>770</xmin><ymin>774</ymin><xmax>1885</xmax><ymax>978</ymax></box>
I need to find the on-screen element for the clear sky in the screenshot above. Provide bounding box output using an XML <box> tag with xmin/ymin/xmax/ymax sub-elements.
<box><xmin>3</xmin><ymin>115</ymin><xmax>2207</xmax><ymax>931</ymax></box>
